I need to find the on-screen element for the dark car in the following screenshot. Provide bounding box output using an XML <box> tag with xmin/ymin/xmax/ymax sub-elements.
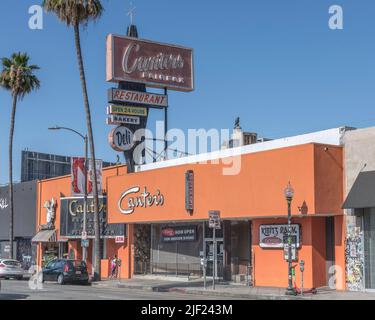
<box><xmin>40</xmin><ymin>259</ymin><xmax>89</xmax><ymax>285</ymax></box>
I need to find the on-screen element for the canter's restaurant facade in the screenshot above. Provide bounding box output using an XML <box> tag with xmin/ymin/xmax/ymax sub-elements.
<box><xmin>34</xmin><ymin>127</ymin><xmax>346</xmax><ymax>289</ymax></box>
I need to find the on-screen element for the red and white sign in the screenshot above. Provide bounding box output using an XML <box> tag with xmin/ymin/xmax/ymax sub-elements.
<box><xmin>108</xmin><ymin>88</ymin><xmax>168</xmax><ymax>108</ymax></box>
<box><xmin>115</xmin><ymin>236</ymin><xmax>125</xmax><ymax>244</ymax></box>
<box><xmin>88</xmin><ymin>159</ymin><xmax>103</xmax><ymax>195</ymax></box>
<box><xmin>71</xmin><ymin>157</ymin><xmax>86</xmax><ymax>196</ymax></box>
<box><xmin>106</xmin><ymin>34</ymin><xmax>194</xmax><ymax>92</ymax></box>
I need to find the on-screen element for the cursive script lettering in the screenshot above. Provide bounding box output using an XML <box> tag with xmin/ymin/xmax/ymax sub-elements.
<box><xmin>69</xmin><ymin>199</ymin><xmax>106</xmax><ymax>216</ymax></box>
<box><xmin>123</xmin><ymin>43</ymin><xmax>184</xmax><ymax>74</ymax></box>
<box><xmin>118</xmin><ymin>186</ymin><xmax>164</xmax><ymax>215</ymax></box>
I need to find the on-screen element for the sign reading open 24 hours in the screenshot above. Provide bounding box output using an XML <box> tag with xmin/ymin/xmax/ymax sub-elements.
<box><xmin>108</xmin><ymin>126</ymin><xmax>135</xmax><ymax>152</ymax></box>
<box><xmin>259</xmin><ymin>224</ymin><xmax>301</xmax><ymax>248</ymax></box>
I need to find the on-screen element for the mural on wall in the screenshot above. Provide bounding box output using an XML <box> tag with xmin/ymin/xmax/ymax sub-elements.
<box><xmin>345</xmin><ymin>224</ymin><xmax>364</xmax><ymax>291</ymax></box>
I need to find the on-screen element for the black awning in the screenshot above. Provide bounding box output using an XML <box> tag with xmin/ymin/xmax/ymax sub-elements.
<box><xmin>343</xmin><ymin>171</ymin><xmax>375</xmax><ymax>209</ymax></box>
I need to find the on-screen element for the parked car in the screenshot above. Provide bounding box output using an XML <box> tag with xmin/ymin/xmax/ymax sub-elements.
<box><xmin>0</xmin><ymin>259</ymin><xmax>24</xmax><ymax>280</ymax></box>
<box><xmin>39</xmin><ymin>259</ymin><xmax>89</xmax><ymax>285</ymax></box>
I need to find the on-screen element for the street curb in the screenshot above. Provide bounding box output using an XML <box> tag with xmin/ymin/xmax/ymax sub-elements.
<box><xmin>92</xmin><ymin>282</ymin><xmax>307</xmax><ymax>300</ymax></box>
<box><xmin>159</xmin><ymin>287</ymin><xmax>306</xmax><ymax>300</ymax></box>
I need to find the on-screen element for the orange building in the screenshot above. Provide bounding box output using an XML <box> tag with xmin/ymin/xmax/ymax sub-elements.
<box><xmin>34</xmin><ymin>165</ymin><xmax>131</xmax><ymax>279</ymax></box>
<box><xmin>105</xmin><ymin>137</ymin><xmax>346</xmax><ymax>290</ymax></box>
<box><xmin>33</xmin><ymin>129</ymin><xmax>347</xmax><ymax>289</ymax></box>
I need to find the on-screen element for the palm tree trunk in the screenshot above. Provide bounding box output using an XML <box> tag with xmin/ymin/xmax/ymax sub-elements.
<box><xmin>74</xmin><ymin>22</ymin><xmax>101</xmax><ymax>281</ymax></box>
<box><xmin>8</xmin><ymin>94</ymin><xmax>17</xmax><ymax>259</ymax></box>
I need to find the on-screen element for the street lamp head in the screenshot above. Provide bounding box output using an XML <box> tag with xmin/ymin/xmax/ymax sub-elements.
<box><xmin>48</xmin><ymin>126</ymin><xmax>61</xmax><ymax>130</ymax></box>
<box><xmin>284</xmin><ymin>181</ymin><xmax>294</xmax><ymax>201</ymax></box>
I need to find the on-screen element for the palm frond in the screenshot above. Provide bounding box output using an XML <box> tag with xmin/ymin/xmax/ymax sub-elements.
<box><xmin>0</xmin><ymin>52</ymin><xmax>41</xmax><ymax>98</ymax></box>
<box><xmin>43</xmin><ymin>0</ymin><xmax>103</xmax><ymax>26</ymax></box>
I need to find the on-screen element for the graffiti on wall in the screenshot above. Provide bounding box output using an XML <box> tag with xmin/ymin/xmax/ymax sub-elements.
<box><xmin>345</xmin><ymin>224</ymin><xmax>364</xmax><ymax>291</ymax></box>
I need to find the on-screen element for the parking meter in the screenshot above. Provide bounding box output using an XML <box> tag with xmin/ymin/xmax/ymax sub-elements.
<box><xmin>300</xmin><ymin>260</ymin><xmax>305</xmax><ymax>295</ymax></box>
<box><xmin>299</xmin><ymin>260</ymin><xmax>305</xmax><ymax>272</ymax></box>
<box><xmin>200</xmin><ymin>258</ymin><xmax>207</xmax><ymax>268</ymax></box>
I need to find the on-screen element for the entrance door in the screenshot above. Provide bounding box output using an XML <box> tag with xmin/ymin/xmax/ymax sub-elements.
<box><xmin>364</xmin><ymin>209</ymin><xmax>375</xmax><ymax>289</ymax></box>
<box><xmin>205</xmin><ymin>239</ymin><xmax>224</xmax><ymax>279</ymax></box>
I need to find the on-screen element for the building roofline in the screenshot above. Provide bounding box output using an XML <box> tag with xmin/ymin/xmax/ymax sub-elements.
<box><xmin>137</xmin><ymin>127</ymin><xmax>348</xmax><ymax>173</ymax></box>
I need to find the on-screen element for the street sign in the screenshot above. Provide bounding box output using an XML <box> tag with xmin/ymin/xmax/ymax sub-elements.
<box><xmin>107</xmin><ymin>104</ymin><xmax>148</xmax><ymax>117</ymax></box>
<box><xmin>81</xmin><ymin>239</ymin><xmax>89</xmax><ymax>248</ymax></box>
<box><xmin>115</xmin><ymin>236</ymin><xmax>125</xmax><ymax>244</ymax></box>
<box><xmin>208</xmin><ymin>210</ymin><xmax>221</xmax><ymax>229</ymax></box>
<box><xmin>106</xmin><ymin>114</ymin><xmax>140</xmax><ymax>126</ymax></box>
<box><xmin>108</xmin><ymin>126</ymin><xmax>135</xmax><ymax>152</ymax></box>
<box><xmin>108</xmin><ymin>88</ymin><xmax>168</xmax><ymax>108</ymax></box>
<box><xmin>81</xmin><ymin>231</ymin><xmax>87</xmax><ymax>240</ymax></box>
<box><xmin>283</xmin><ymin>244</ymin><xmax>297</xmax><ymax>261</ymax></box>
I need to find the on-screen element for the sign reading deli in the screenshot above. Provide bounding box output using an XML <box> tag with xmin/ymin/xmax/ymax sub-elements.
<box><xmin>108</xmin><ymin>88</ymin><xmax>168</xmax><ymax>108</ymax></box>
<box><xmin>106</xmin><ymin>34</ymin><xmax>194</xmax><ymax>92</ymax></box>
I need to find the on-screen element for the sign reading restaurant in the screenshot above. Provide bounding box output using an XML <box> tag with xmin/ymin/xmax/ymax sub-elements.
<box><xmin>106</xmin><ymin>34</ymin><xmax>194</xmax><ymax>92</ymax></box>
<box><xmin>108</xmin><ymin>88</ymin><xmax>168</xmax><ymax>108</ymax></box>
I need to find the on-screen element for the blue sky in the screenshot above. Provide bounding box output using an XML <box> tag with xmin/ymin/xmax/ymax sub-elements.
<box><xmin>1</xmin><ymin>0</ymin><xmax>375</xmax><ymax>184</ymax></box>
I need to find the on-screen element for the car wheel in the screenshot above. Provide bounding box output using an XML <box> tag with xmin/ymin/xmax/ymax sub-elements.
<box><xmin>57</xmin><ymin>274</ymin><xmax>65</xmax><ymax>285</ymax></box>
<box><xmin>81</xmin><ymin>280</ymin><xmax>89</xmax><ymax>286</ymax></box>
<box><xmin>16</xmin><ymin>276</ymin><xmax>23</xmax><ymax>280</ymax></box>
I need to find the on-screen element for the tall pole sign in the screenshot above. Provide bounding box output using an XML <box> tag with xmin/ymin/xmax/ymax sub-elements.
<box><xmin>105</xmin><ymin>20</ymin><xmax>194</xmax><ymax>173</ymax></box>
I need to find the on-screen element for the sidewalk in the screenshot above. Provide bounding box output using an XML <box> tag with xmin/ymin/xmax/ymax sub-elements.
<box><xmin>91</xmin><ymin>278</ymin><xmax>375</xmax><ymax>300</ymax></box>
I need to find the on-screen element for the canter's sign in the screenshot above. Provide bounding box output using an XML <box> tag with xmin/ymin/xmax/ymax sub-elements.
<box><xmin>106</xmin><ymin>34</ymin><xmax>194</xmax><ymax>92</ymax></box>
<box><xmin>106</xmin><ymin>115</ymin><xmax>140</xmax><ymax>126</ymax></box>
<box><xmin>107</xmin><ymin>104</ymin><xmax>148</xmax><ymax>117</ymax></box>
<box><xmin>108</xmin><ymin>88</ymin><xmax>168</xmax><ymax>108</ymax></box>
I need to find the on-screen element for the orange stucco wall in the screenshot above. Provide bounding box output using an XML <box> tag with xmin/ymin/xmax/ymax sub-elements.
<box><xmin>107</xmin><ymin>143</ymin><xmax>343</xmax><ymax>224</ymax></box>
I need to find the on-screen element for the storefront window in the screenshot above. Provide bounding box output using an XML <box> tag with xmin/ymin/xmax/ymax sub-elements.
<box><xmin>150</xmin><ymin>223</ymin><xmax>203</xmax><ymax>278</ymax></box>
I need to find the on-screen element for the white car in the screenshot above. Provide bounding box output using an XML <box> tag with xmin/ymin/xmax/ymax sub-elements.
<box><xmin>0</xmin><ymin>259</ymin><xmax>24</xmax><ymax>280</ymax></box>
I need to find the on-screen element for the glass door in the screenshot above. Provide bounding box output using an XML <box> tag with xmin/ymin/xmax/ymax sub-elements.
<box><xmin>364</xmin><ymin>209</ymin><xmax>375</xmax><ymax>289</ymax></box>
<box><xmin>204</xmin><ymin>239</ymin><xmax>224</xmax><ymax>279</ymax></box>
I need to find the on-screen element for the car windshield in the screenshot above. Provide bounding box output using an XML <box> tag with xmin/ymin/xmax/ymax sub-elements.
<box><xmin>3</xmin><ymin>260</ymin><xmax>21</xmax><ymax>266</ymax></box>
<box><xmin>70</xmin><ymin>260</ymin><xmax>86</xmax><ymax>268</ymax></box>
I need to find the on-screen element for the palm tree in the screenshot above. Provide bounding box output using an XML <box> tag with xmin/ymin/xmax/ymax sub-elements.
<box><xmin>0</xmin><ymin>52</ymin><xmax>40</xmax><ymax>259</ymax></box>
<box><xmin>42</xmin><ymin>0</ymin><xmax>103</xmax><ymax>280</ymax></box>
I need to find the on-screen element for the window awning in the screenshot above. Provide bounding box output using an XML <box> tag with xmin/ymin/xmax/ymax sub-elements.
<box><xmin>343</xmin><ymin>171</ymin><xmax>375</xmax><ymax>209</ymax></box>
<box><xmin>31</xmin><ymin>229</ymin><xmax>57</xmax><ymax>243</ymax></box>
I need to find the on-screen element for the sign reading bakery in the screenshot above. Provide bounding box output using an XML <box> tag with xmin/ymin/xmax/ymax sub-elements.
<box><xmin>106</xmin><ymin>34</ymin><xmax>194</xmax><ymax>92</ymax></box>
<box><xmin>259</xmin><ymin>224</ymin><xmax>301</xmax><ymax>249</ymax></box>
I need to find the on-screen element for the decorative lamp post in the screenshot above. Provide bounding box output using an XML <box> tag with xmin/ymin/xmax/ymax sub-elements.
<box><xmin>284</xmin><ymin>181</ymin><xmax>296</xmax><ymax>296</ymax></box>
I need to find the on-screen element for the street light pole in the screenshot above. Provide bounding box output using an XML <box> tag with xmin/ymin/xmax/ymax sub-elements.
<box><xmin>82</xmin><ymin>135</ymin><xmax>88</xmax><ymax>263</ymax></box>
<box><xmin>48</xmin><ymin>126</ymin><xmax>88</xmax><ymax>263</ymax></box>
<box><xmin>284</xmin><ymin>182</ymin><xmax>296</xmax><ymax>296</ymax></box>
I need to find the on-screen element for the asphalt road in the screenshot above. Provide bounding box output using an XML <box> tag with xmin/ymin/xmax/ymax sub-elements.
<box><xmin>0</xmin><ymin>279</ymin><xmax>235</xmax><ymax>300</ymax></box>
